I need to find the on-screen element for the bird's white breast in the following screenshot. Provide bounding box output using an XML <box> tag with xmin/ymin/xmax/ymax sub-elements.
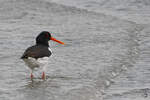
<box><xmin>48</xmin><ymin>47</ymin><xmax>52</xmax><ymax>53</ymax></box>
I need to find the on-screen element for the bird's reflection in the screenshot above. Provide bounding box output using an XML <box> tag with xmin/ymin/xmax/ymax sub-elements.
<box><xmin>23</xmin><ymin>75</ymin><xmax>77</xmax><ymax>89</ymax></box>
<box><xmin>25</xmin><ymin>78</ymin><xmax>46</xmax><ymax>89</ymax></box>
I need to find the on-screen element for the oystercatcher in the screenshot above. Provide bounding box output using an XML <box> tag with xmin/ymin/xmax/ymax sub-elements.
<box><xmin>21</xmin><ymin>31</ymin><xmax>64</xmax><ymax>80</ymax></box>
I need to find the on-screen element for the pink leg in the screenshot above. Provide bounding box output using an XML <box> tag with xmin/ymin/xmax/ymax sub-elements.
<box><xmin>42</xmin><ymin>72</ymin><xmax>46</xmax><ymax>80</ymax></box>
<box><xmin>30</xmin><ymin>73</ymin><xmax>33</xmax><ymax>79</ymax></box>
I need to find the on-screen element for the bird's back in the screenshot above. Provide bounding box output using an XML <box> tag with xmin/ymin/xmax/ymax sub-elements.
<box><xmin>21</xmin><ymin>45</ymin><xmax>52</xmax><ymax>59</ymax></box>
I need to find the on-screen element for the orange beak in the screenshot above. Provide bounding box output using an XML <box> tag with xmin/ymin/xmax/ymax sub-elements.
<box><xmin>50</xmin><ymin>37</ymin><xmax>65</xmax><ymax>45</ymax></box>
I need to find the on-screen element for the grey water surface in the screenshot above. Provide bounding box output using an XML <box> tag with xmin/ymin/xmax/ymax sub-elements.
<box><xmin>0</xmin><ymin>0</ymin><xmax>150</xmax><ymax>100</ymax></box>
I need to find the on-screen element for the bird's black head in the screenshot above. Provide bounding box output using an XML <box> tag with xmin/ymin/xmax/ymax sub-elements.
<box><xmin>36</xmin><ymin>31</ymin><xmax>51</xmax><ymax>46</ymax></box>
<box><xmin>36</xmin><ymin>31</ymin><xmax>65</xmax><ymax>46</ymax></box>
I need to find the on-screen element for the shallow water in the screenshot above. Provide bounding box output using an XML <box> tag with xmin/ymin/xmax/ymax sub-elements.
<box><xmin>0</xmin><ymin>0</ymin><xmax>150</xmax><ymax>100</ymax></box>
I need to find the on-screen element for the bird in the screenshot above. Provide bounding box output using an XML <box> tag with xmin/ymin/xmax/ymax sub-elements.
<box><xmin>21</xmin><ymin>31</ymin><xmax>64</xmax><ymax>80</ymax></box>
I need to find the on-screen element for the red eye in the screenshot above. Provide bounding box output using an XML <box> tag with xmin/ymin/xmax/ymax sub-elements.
<box><xmin>46</xmin><ymin>33</ymin><xmax>49</xmax><ymax>38</ymax></box>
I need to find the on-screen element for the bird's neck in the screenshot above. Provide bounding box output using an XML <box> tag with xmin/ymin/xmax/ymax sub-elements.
<box><xmin>36</xmin><ymin>42</ymin><xmax>49</xmax><ymax>47</ymax></box>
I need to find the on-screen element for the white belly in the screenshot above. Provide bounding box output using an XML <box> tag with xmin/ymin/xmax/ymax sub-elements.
<box><xmin>23</xmin><ymin>57</ymin><xmax>49</xmax><ymax>70</ymax></box>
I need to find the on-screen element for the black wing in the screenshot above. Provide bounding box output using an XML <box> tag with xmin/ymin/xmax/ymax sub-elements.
<box><xmin>21</xmin><ymin>45</ymin><xmax>51</xmax><ymax>59</ymax></box>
